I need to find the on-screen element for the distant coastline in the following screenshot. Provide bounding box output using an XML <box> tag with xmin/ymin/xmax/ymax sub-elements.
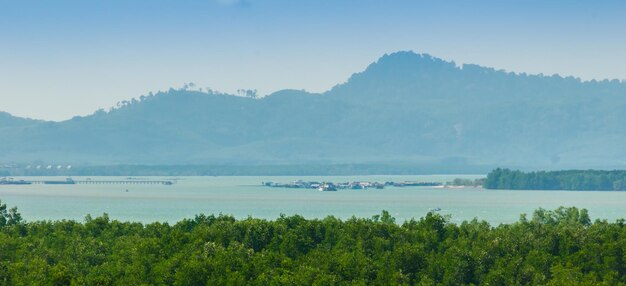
<box><xmin>485</xmin><ymin>168</ymin><xmax>626</xmax><ymax>191</ymax></box>
<box><xmin>0</xmin><ymin>163</ymin><xmax>492</xmax><ymax>177</ymax></box>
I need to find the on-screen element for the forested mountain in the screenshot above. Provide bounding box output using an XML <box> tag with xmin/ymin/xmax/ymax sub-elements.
<box><xmin>2</xmin><ymin>51</ymin><xmax>626</xmax><ymax>170</ymax></box>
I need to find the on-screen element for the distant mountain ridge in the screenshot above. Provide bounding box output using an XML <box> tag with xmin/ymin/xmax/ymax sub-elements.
<box><xmin>0</xmin><ymin>111</ymin><xmax>40</xmax><ymax>128</ymax></box>
<box><xmin>2</xmin><ymin>51</ymin><xmax>626</xmax><ymax>171</ymax></box>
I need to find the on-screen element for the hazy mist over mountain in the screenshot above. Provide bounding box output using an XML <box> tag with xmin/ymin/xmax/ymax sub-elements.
<box><xmin>2</xmin><ymin>51</ymin><xmax>626</xmax><ymax>171</ymax></box>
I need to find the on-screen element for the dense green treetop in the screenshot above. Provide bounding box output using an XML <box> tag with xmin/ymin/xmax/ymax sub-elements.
<box><xmin>1</xmin><ymin>199</ymin><xmax>626</xmax><ymax>285</ymax></box>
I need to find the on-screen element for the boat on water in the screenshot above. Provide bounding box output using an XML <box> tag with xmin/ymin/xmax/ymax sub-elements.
<box><xmin>351</xmin><ymin>183</ymin><xmax>366</xmax><ymax>190</ymax></box>
<box><xmin>318</xmin><ymin>183</ymin><xmax>337</xmax><ymax>192</ymax></box>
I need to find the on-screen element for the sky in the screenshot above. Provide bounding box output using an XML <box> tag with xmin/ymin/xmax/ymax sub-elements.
<box><xmin>1</xmin><ymin>0</ymin><xmax>626</xmax><ymax>121</ymax></box>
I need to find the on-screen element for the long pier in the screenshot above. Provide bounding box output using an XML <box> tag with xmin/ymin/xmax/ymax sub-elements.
<box><xmin>77</xmin><ymin>180</ymin><xmax>173</xmax><ymax>185</ymax></box>
<box><xmin>3</xmin><ymin>179</ymin><xmax>174</xmax><ymax>185</ymax></box>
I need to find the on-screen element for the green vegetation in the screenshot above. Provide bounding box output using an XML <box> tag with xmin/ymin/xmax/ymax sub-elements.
<box><xmin>448</xmin><ymin>178</ymin><xmax>485</xmax><ymax>187</ymax></box>
<box><xmin>1</xmin><ymin>199</ymin><xmax>626</xmax><ymax>285</ymax></box>
<box><xmin>485</xmin><ymin>168</ymin><xmax>626</xmax><ymax>191</ymax></box>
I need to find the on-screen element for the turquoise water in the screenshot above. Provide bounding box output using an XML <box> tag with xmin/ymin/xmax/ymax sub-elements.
<box><xmin>2</xmin><ymin>175</ymin><xmax>626</xmax><ymax>225</ymax></box>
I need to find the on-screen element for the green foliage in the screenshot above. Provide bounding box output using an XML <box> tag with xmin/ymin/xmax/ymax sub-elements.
<box><xmin>485</xmin><ymin>168</ymin><xmax>626</xmax><ymax>190</ymax></box>
<box><xmin>0</xmin><ymin>199</ymin><xmax>21</xmax><ymax>227</ymax></box>
<box><xmin>3</xmin><ymin>204</ymin><xmax>626</xmax><ymax>285</ymax></box>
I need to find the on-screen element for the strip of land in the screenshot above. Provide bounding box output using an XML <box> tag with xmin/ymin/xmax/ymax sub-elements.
<box><xmin>485</xmin><ymin>168</ymin><xmax>626</xmax><ymax>191</ymax></box>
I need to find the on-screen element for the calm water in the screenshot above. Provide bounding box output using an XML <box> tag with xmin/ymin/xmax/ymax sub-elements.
<box><xmin>2</xmin><ymin>175</ymin><xmax>626</xmax><ymax>225</ymax></box>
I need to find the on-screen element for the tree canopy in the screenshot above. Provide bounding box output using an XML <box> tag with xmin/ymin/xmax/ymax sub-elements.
<box><xmin>485</xmin><ymin>168</ymin><xmax>626</xmax><ymax>190</ymax></box>
<box><xmin>1</xmin><ymin>200</ymin><xmax>625</xmax><ymax>285</ymax></box>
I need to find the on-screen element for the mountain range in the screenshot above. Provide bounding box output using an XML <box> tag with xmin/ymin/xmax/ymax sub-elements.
<box><xmin>2</xmin><ymin>51</ymin><xmax>626</xmax><ymax>172</ymax></box>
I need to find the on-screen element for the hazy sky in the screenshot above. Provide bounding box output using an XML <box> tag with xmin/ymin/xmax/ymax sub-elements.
<box><xmin>2</xmin><ymin>0</ymin><xmax>626</xmax><ymax>121</ymax></box>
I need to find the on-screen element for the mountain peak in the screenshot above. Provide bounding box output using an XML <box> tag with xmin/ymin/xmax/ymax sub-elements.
<box><xmin>370</xmin><ymin>51</ymin><xmax>457</xmax><ymax>72</ymax></box>
<box><xmin>329</xmin><ymin>51</ymin><xmax>460</xmax><ymax>96</ymax></box>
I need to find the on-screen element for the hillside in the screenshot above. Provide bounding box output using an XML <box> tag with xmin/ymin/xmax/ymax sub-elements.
<box><xmin>0</xmin><ymin>112</ymin><xmax>40</xmax><ymax>128</ymax></box>
<box><xmin>2</xmin><ymin>51</ymin><xmax>626</xmax><ymax>170</ymax></box>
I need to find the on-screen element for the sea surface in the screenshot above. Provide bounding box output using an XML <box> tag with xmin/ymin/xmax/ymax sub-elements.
<box><xmin>2</xmin><ymin>175</ymin><xmax>626</xmax><ymax>225</ymax></box>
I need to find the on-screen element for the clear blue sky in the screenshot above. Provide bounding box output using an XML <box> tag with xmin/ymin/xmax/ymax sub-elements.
<box><xmin>2</xmin><ymin>0</ymin><xmax>626</xmax><ymax>120</ymax></box>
